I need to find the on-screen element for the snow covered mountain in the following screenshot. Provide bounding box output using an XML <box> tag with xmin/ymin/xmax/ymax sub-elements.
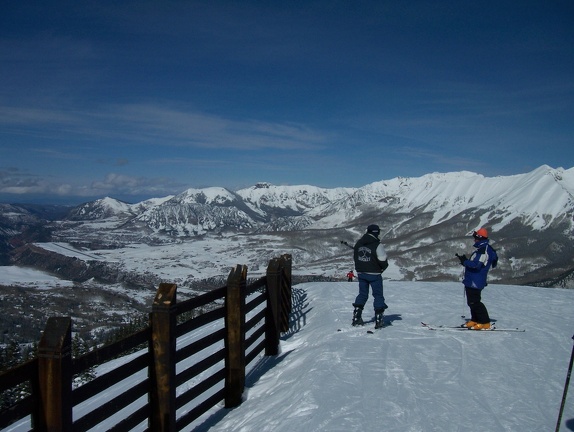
<box><xmin>60</xmin><ymin>165</ymin><xmax>574</xmax><ymax>233</ymax></box>
<box><xmin>3</xmin><ymin>165</ymin><xmax>574</xmax><ymax>288</ymax></box>
<box><xmin>67</xmin><ymin>195</ymin><xmax>173</xmax><ymax>221</ymax></box>
<box><xmin>238</xmin><ymin>182</ymin><xmax>355</xmax><ymax>216</ymax></box>
<box><xmin>132</xmin><ymin>187</ymin><xmax>264</xmax><ymax>236</ymax></box>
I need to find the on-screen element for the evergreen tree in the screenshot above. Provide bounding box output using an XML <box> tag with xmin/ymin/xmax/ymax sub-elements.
<box><xmin>72</xmin><ymin>333</ymin><xmax>96</xmax><ymax>388</ymax></box>
<box><xmin>0</xmin><ymin>339</ymin><xmax>29</xmax><ymax>410</ymax></box>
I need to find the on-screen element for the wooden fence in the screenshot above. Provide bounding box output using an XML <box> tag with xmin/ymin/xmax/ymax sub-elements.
<box><xmin>0</xmin><ymin>254</ymin><xmax>292</xmax><ymax>431</ymax></box>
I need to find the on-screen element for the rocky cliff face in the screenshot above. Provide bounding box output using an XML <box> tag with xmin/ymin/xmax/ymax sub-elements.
<box><xmin>0</xmin><ymin>204</ymin><xmax>49</xmax><ymax>265</ymax></box>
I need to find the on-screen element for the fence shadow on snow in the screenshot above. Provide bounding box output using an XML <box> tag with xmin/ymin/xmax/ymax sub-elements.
<box><xmin>0</xmin><ymin>254</ymin><xmax>293</xmax><ymax>432</ymax></box>
<box><xmin>192</xmin><ymin>284</ymin><xmax>311</xmax><ymax>430</ymax></box>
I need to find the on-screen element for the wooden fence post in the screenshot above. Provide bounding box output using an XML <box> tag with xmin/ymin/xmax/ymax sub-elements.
<box><xmin>150</xmin><ymin>283</ymin><xmax>177</xmax><ymax>432</ymax></box>
<box><xmin>225</xmin><ymin>264</ymin><xmax>247</xmax><ymax>408</ymax></box>
<box><xmin>265</xmin><ymin>258</ymin><xmax>281</xmax><ymax>356</ymax></box>
<box><xmin>279</xmin><ymin>254</ymin><xmax>292</xmax><ymax>333</ymax></box>
<box><xmin>36</xmin><ymin>316</ymin><xmax>72</xmax><ymax>432</ymax></box>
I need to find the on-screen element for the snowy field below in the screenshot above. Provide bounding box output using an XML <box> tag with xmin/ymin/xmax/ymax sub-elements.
<box><xmin>0</xmin><ymin>266</ymin><xmax>74</xmax><ymax>289</ymax></box>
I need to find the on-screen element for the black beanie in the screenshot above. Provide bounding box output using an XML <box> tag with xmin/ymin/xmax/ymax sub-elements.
<box><xmin>367</xmin><ymin>224</ymin><xmax>380</xmax><ymax>235</ymax></box>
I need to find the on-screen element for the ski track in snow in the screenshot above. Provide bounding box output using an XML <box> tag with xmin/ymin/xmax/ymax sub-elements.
<box><xmin>194</xmin><ymin>281</ymin><xmax>574</xmax><ymax>432</ymax></box>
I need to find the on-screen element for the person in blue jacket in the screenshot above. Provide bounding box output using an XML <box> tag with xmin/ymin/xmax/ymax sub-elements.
<box><xmin>457</xmin><ymin>227</ymin><xmax>498</xmax><ymax>330</ymax></box>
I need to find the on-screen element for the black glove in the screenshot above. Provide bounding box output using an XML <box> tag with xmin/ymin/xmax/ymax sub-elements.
<box><xmin>380</xmin><ymin>260</ymin><xmax>389</xmax><ymax>273</ymax></box>
<box><xmin>456</xmin><ymin>254</ymin><xmax>467</xmax><ymax>265</ymax></box>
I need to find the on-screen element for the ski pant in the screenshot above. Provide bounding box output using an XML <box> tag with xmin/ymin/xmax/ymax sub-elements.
<box><xmin>465</xmin><ymin>286</ymin><xmax>490</xmax><ymax>323</ymax></box>
<box><xmin>355</xmin><ymin>273</ymin><xmax>387</xmax><ymax>312</ymax></box>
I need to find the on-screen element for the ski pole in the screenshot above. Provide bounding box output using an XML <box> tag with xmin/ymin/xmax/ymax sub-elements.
<box><xmin>340</xmin><ymin>240</ymin><xmax>353</xmax><ymax>250</ymax></box>
<box><xmin>555</xmin><ymin>334</ymin><xmax>574</xmax><ymax>432</ymax></box>
<box><xmin>456</xmin><ymin>254</ymin><xmax>466</xmax><ymax>319</ymax></box>
<box><xmin>462</xmin><ymin>286</ymin><xmax>466</xmax><ymax>319</ymax></box>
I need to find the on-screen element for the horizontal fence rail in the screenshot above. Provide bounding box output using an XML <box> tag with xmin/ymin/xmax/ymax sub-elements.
<box><xmin>0</xmin><ymin>254</ymin><xmax>292</xmax><ymax>432</ymax></box>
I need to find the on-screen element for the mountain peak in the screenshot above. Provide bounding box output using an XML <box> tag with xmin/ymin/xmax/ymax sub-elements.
<box><xmin>175</xmin><ymin>187</ymin><xmax>238</xmax><ymax>205</ymax></box>
<box><xmin>67</xmin><ymin>196</ymin><xmax>133</xmax><ymax>220</ymax></box>
<box><xmin>253</xmin><ymin>182</ymin><xmax>272</xmax><ymax>189</ymax></box>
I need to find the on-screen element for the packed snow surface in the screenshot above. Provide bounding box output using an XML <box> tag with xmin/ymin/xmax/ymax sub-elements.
<box><xmin>189</xmin><ymin>282</ymin><xmax>574</xmax><ymax>432</ymax></box>
<box><xmin>3</xmin><ymin>281</ymin><xmax>574</xmax><ymax>431</ymax></box>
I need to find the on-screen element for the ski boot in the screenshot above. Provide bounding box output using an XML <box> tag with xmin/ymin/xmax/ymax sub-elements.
<box><xmin>470</xmin><ymin>322</ymin><xmax>491</xmax><ymax>330</ymax></box>
<box><xmin>374</xmin><ymin>308</ymin><xmax>385</xmax><ymax>329</ymax></box>
<box><xmin>463</xmin><ymin>320</ymin><xmax>477</xmax><ymax>328</ymax></box>
<box><xmin>352</xmin><ymin>304</ymin><xmax>364</xmax><ymax>326</ymax></box>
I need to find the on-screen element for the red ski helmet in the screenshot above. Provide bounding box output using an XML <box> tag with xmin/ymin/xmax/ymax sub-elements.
<box><xmin>472</xmin><ymin>227</ymin><xmax>488</xmax><ymax>239</ymax></box>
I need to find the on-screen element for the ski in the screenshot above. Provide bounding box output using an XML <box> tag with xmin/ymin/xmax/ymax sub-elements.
<box><xmin>367</xmin><ymin>323</ymin><xmax>389</xmax><ymax>333</ymax></box>
<box><xmin>337</xmin><ymin>318</ymin><xmax>388</xmax><ymax>333</ymax></box>
<box><xmin>421</xmin><ymin>322</ymin><xmax>463</xmax><ymax>329</ymax></box>
<box><xmin>421</xmin><ymin>322</ymin><xmax>524</xmax><ymax>332</ymax></box>
<box><xmin>370</xmin><ymin>322</ymin><xmax>389</xmax><ymax>332</ymax></box>
<box><xmin>338</xmin><ymin>318</ymin><xmax>372</xmax><ymax>333</ymax></box>
<box><xmin>337</xmin><ymin>327</ymin><xmax>382</xmax><ymax>334</ymax></box>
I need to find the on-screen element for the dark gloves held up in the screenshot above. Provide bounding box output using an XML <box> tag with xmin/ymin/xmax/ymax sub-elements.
<box><xmin>456</xmin><ymin>253</ymin><xmax>467</xmax><ymax>265</ymax></box>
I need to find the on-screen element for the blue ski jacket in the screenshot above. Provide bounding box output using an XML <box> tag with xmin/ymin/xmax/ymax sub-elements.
<box><xmin>462</xmin><ymin>239</ymin><xmax>498</xmax><ymax>290</ymax></box>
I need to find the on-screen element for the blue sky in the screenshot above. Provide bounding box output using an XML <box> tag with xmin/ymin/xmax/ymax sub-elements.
<box><xmin>1</xmin><ymin>1</ymin><xmax>573</xmax><ymax>204</ymax></box>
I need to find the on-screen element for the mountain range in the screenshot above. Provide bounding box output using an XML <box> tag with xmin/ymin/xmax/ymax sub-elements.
<box><xmin>2</xmin><ymin>164</ymin><xmax>574</xmax><ymax>289</ymax></box>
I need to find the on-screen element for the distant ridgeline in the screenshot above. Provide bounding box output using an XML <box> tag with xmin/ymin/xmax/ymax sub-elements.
<box><xmin>1</xmin><ymin>165</ymin><xmax>573</xmax><ymax>288</ymax></box>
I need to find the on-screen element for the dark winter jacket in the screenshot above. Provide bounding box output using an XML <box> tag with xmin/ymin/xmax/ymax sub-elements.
<box><xmin>353</xmin><ymin>233</ymin><xmax>389</xmax><ymax>274</ymax></box>
<box><xmin>462</xmin><ymin>239</ymin><xmax>498</xmax><ymax>289</ymax></box>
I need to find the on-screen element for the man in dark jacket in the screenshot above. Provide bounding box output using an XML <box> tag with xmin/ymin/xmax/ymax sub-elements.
<box><xmin>457</xmin><ymin>227</ymin><xmax>498</xmax><ymax>330</ymax></box>
<box><xmin>352</xmin><ymin>224</ymin><xmax>389</xmax><ymax>329</ymax></box>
